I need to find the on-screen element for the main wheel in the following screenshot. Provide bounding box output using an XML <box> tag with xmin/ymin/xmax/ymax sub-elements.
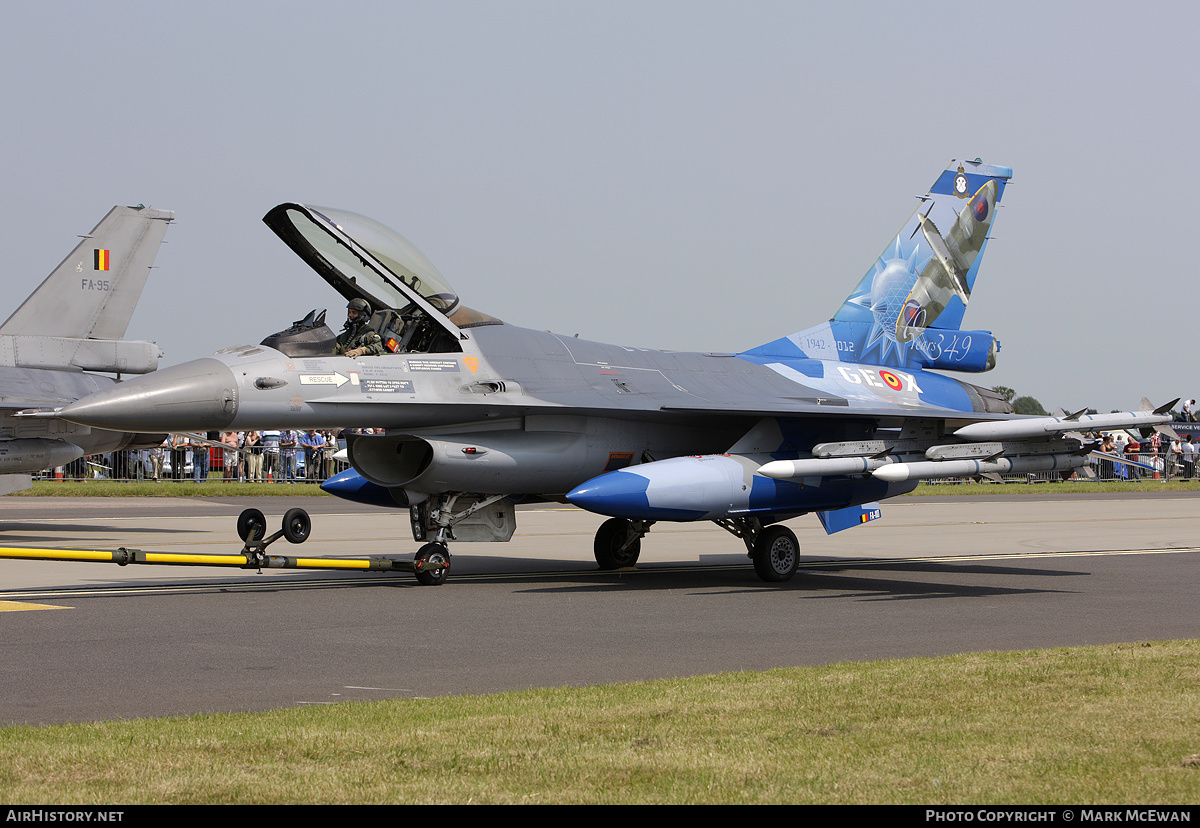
<box><xmin>594</xmin><ymin>518</ymin><xmax>642</xmax><ymax>569</ymax></box>
<box><xmin>751</xmin><ymin>525</ymin><xmax>799</xmax><ymax>582</ymax></box>
<box><xmin>236</xmin><ymin>508</ymin><xmax>267</xmax><ymax>542</ymax></box>
<box><xmin>281</xmin><ymin>508</ymin><xmax>311</xmax><ymax>544</ymax></box>
<box><xmin>414</xmin><ymin>542</ymin><xmax>450</xmax><ymax>586</ymax></box>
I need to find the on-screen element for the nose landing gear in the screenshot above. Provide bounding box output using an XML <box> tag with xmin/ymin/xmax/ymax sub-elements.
<box><xmin>414</xmin><ymin>543</ymin><xmax>450</xmax><ymax>586</ymax></box>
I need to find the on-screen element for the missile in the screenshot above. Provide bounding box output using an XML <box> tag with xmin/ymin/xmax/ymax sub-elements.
<box><xmin>953</xmin><ymin>406</ymin><xmax>1175</xmax><ymax>442</ymax></box>
<box><xmin>924</xmin><ymin>437</ymin><xmax>1078</xmax><ymax>460</ymax></box>
<box><xmin>757</xmin><ymin>456</ymin><xmax>893</xmax><ymax>480</ymax></box>
<box><xmin>871</xmin><ymin>453</ymin><xmax>1088</xmax><ymax>482</ymax></box>
<box><xmin>760</xmin><ymin>436</ymin><xmax>1087</xmax><ymax>479</ymax></box>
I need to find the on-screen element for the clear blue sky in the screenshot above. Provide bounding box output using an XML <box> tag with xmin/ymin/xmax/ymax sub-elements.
<box><xmin>3</xmin><ymin>1</ymin><xmax>1195</xmax><ymax>413</ymax></box>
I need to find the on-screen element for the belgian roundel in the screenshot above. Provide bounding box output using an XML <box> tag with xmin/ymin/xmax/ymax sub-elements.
<box><xmin>880</xmin><ymin>370</ymin><xmax>903</xmax><ymax>390</ymax></box>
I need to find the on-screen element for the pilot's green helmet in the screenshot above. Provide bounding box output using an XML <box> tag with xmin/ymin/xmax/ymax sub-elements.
<box><xmin>347</xmin><ymin>298</ymin><xmax>371</xmax><ymax>316</ymax></box>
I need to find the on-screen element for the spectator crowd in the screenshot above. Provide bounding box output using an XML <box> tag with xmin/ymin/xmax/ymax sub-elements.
<box><xmin>54</xmin><ymin>428</ymin><xmax>384</xmax><ymax>483</ymax></box>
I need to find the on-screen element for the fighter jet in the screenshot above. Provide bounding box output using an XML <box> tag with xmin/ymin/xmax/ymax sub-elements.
<box><xmin>51</xmin><ymin>161</ymin><xmax>1172</xmax><ymax>584</ymax></box>
<box><xmin>0</xmin><ymin>205</ymin><xmax>174</xmax><ymax>493</ymax></box>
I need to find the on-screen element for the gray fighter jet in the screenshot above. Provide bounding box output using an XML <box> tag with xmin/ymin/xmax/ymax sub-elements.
<box><xmin>50</xmin><ymin>162</ymin><xmax>1172</xmax><ymax>583</ymax></box>
<box><xmin>1</xmin><ymin>205</ymin><xmax>174</xmax><ymax>493</ymax></box>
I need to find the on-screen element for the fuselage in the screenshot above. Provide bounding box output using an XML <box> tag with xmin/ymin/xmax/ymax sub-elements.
<box><xmin>55</xmin><ymin>320</ymin><xmax>1008</xmax><ymax>498</ymax></box>
<box><xmin>56</xmin><ymin>320</ymin><xmax>1001</xmax><ymax>435</ymax></box>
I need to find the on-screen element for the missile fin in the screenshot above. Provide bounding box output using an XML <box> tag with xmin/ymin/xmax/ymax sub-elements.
<box><xmin>1153</xmin><ymin>398</ymin><xmax>1180</xmax><ymax>416</ymax></box>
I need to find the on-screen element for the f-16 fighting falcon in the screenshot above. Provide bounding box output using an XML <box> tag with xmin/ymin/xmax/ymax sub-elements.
<box><xmin>48</xmin><ymin>161</ymin><xmax>1174</xmax><ymax>584</ymax></box>
<box><xmin>0</xmin><ymin>205</ymin><xmax>174</xmax><ymax>495</ymax></box>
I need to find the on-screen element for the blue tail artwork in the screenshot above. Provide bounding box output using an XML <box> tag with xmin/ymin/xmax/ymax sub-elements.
<box><xmin>743</xmin><ymin>158</ymin><xmax>1012</xmax><ymax>373</ymax></box>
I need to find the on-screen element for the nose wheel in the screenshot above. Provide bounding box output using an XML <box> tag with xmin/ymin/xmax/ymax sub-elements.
<box><xmin>414</xmin><ymin>542</ymin><xmax>450</xmax><ymax>586</ymax></box>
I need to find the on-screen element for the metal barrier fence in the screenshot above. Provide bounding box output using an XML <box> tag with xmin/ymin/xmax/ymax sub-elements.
<box><xmin>35</xmin><ymin>443</ymin><xmax>353</xmax><ymax>483</ymax></box>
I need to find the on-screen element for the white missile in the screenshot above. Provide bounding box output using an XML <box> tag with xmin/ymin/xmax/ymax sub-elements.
<box><xmin>953</xmin><ymin>409</ymin><xmax>1173</xmax><ymax>442</ymax></box>
<box><xmin>871</xmin><ymin>453</ymin><xmax>1088</xmax><ymax>482</ymax></box>
<box><xmin>757</xmin><ymin>456</ymin><xmax>893</xmax><ymax>480</ymax></box>
<box><xmin>924</xmin><ymin>437</ymin><xmax>1078</xmax><ymax>460</ymax></box>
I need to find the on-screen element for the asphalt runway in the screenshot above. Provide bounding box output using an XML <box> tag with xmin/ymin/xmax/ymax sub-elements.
<box><xmin>1</xmin><ymin>490</ymin><xmax>1198</xmax><ymax>725</ymax></box>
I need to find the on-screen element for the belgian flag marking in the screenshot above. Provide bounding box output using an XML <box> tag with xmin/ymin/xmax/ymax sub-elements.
<box><xmin>880</xmin><ymin>370</ymin><xmax>903</xmax><ymax>390</ymax></box>
<box><xmin>94</xmin><ymin>249</ymin><xmax>110</xmax><ymax>271</ymax></box>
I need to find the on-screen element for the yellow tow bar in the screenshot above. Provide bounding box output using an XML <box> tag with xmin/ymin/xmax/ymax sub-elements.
<box><xmin>0</xmin><ymin>506</ymin><xmax>451</xmax><ymax>586</ymax></box>
<box><xmin>0</xmin><ymin>545</ymin><xmax>409</xmax><ymax>571</ymax></box>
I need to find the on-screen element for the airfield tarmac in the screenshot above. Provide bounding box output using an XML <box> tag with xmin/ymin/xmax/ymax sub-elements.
<box><xmin>1</xmin><ymin>491</ymin><xmax>1198</xmax><ymax>725</ymax></box>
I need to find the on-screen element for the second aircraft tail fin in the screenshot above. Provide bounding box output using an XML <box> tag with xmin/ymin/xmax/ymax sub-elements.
<box><xmin>0</xmin><ymin>205</ymin><xmax>174</xmax><ymax>340</ymax></box>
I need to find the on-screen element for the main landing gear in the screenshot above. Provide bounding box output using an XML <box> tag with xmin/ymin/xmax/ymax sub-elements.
<box><xmin>589</xmin><ymin>515</ymin><xmax>800</xmax><ymax>582</ymax></box>
<box><xmin>593</xmin><ymin>518</ymin><xmax>654</xmax><ymax>569</ymax></box>
<box><xmin>748</xmin><ymin>525</ymin><xmax>800</xmax><ymax>583</ymax></box>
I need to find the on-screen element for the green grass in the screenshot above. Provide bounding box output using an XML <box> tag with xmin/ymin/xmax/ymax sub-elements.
<box><xmin>3</xmin><ymin>641</ymin><xmax>1200</xmax><ymax>804</ymax></box>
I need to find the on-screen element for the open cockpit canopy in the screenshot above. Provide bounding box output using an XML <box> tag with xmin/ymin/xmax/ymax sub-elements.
<box><xmin>267</xmin><ymin>204</ymin><xmax>460</xmax><ymax>313</ymax></box>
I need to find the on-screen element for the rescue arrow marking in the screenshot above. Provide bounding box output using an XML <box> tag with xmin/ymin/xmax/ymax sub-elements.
<box><xmin>299</xmin><ymin>373</ymin><xmax>350</xmax><ymax>388</ymax></box>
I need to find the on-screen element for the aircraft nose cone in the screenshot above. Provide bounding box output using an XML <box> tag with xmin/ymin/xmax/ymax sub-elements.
<box><xmin>58</xmin><ymin>358</ymin><xmax>240</xmax><ymax>432</ymax></box>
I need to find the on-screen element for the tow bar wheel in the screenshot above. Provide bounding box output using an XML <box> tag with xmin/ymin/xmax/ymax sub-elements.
<box><xmin>236</xmin><ymin>508</ymin><xmax>267</xmax><ymax>542</ymax></box>
<box><xmin>281</xmin><ymin>508</ymin><xmax>312</xmax><ymax>544</ymax></box>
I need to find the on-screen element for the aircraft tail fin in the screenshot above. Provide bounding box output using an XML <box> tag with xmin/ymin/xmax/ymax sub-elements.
<box><xmin>743</xmin><ymin>159</ymin><xmax>1012</xmax><ymax>373</ymax></box>
<box><xmin>0</xmin><ymin>205</ymin><xmax>174</xmax><ymax>340</ymax></box>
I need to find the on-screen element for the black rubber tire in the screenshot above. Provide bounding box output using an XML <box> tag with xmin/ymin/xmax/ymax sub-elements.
<box><xmin>237</xmin><ymin>508</ymin><xmax>267</xmax><ymax>542</ymax></box>
<box><xmin>594</xmin><ymin>518</ymin><xmax>642</xmax><ymax>569</ymax></box>
<box><xmin>751</xmin><ymin>525</ymin><xmax>799</xmax><ymax>583</ymax></box>
<box><xmin>414</xmin><ymin>542</ymin><xmax>450</xmax><ymax>586</ymax></box>
<box><xmin>281</xmin><ymin>508</ymin><xmax>311</xmax><ymax>544</ymax></box>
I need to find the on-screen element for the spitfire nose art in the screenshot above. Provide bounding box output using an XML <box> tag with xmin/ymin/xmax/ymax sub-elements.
<box><xmin>57</xmin><ymin>358</ymin><xmax>240</xmax><ymax>432</ymax></box>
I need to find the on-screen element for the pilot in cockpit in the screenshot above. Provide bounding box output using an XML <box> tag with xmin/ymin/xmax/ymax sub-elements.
<box><xmin>334</xmin><ymin>298</ymin><xmax>385</xmax><ymax>358</ymax></box>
